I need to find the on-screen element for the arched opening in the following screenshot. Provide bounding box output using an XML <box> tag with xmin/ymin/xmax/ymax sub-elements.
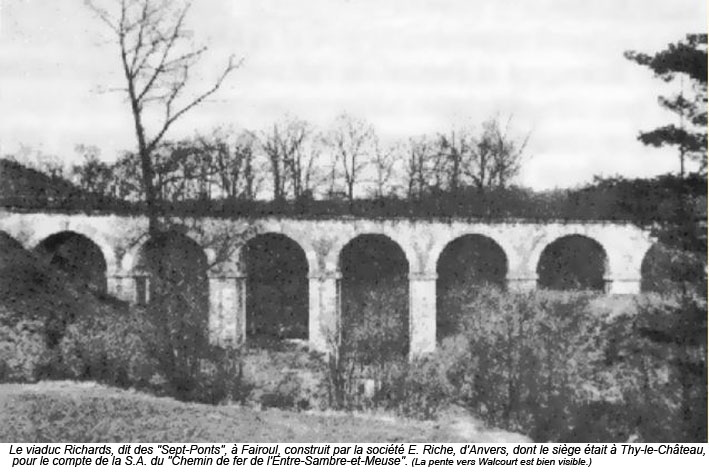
<box><xmin>339</xmin><ymin>234</ymin><xmax>409</xmax><ymax>359</ymax></box>
<box><xmin>34</xmin><ymin>231</ymin><xmax>107</xmax><ymax>294</ymax></box>
<box><xmin>640</xmin><ymin>242</ymin><xmax>704</xmax><ymax>293</ymax></box>
<box><xmin>436</xmin><ymin>234</ymin><xmax>508</xmax><ymax>340</ymax></box>
<box><xmin>134</xmin><ymin>231</ymin><xmax>209</xmax><ymax>336</ymax></box>
<box><xmin>245</xmin><ymin>233</ymin><xmax>309</xmax><ymax>344</ymax></box>
<box><xmin>537</xmin><ymin>235</ymin><xmax>607</xmax><ymax>291</ymax></box>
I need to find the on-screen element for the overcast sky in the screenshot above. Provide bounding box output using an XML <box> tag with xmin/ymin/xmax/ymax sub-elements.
<box><xmin>0</xmin><ymin>0</ymin><xmax>705</xmax><ymax>189</ymax></box>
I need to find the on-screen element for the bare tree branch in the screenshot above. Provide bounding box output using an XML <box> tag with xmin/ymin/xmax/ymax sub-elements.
<box><xmin>86</xmin><ymin>0</ymin><xmax>240</xmax><ymax>233</ymax></box>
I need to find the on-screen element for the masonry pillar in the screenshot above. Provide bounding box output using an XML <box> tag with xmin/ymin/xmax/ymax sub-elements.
<box><xmin>308</xmin><ymin>271</ymin><xmax>341</xmax><ymax>353</ymax></box>
<box><xmin>208</xmin><ymin>273</ymin><xmax>247</xmax><ymax>346</ymax></box>
<box><xmin>604</xmin><ymin>276</ymin><xmax>641</xmax><ymax>295</ymax></box>
<box><xmin>506</xmin><ymin>271</ymin><xmax>538</xmax><ymax>292</ymax></box>
<box><xmin>107</xmin><ymin>274</ymin><xmax>133</xmax><ymax>302</ymax></box>
<box><xmin>107</xmin><ymin>273</ymin><xmax>149</xmax><ymax>304</ymax></box>
<box><xmin>409</xmin><ymin>272</ymin><xmax>437</xmax><ymax>358</ymax></box>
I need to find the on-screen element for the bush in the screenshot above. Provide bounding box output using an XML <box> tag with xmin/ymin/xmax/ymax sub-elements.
<box><xmin>603</xmin><ymin>290</ymin><xmax>707</xmax><ymax>442</ymax></box>
<box><xmin>439</xmin><ymin>286</ymin><xmax>607</xmax><ymax>441</ymax></box>
<box><xmin>327</xmin><ymin>283</ymin><xmax>409</xmax><ymax>410</ymax></box>
<box><xmin>433</xmin><ymin>285</ymin><xmax>707</xmax><ymax>442</ymax></box>
<box><xmin>58</xmin><ymin>306</ymin><xmax>157</xmax><ymax>388</ymax></box>
<box><xmin>260</xmin><ymin>371</ymin><xmax>312</xmax><ymax>410</ymax></box>
<box><xmin>0</xmin><ymin>320</ymin><xmax>54</xmax><ymax>382</ymax></box>
<box><xmin>374</xmin><ymin>357</ymin><xmax>453</xmax><ymax>420</ymax></box>
<box><xmin>184</xmin><ymin>346</ymin><xmax>252</xmax><ymax>405</ymax></box>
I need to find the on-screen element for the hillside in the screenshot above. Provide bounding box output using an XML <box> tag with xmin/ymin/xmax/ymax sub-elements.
<box><xmin>0</xmin><ymin>231</ymin><xmax>120</xmax><ymax>346</ymax></box>
<box><xmin>0</xmin><ymin>381</ymin><xmax>529</xmax><ymax>442</ymax></box>
<box><xmin>0</xmin><ymin>158</ymin><xmax>81</xmax><ymax>207</ymax></box>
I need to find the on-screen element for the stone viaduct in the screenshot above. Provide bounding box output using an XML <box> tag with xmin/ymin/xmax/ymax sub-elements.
<box><xmin>0</xmin><ymin>209</ymin><xmax>655</xmax><ymax>356</ymax></box>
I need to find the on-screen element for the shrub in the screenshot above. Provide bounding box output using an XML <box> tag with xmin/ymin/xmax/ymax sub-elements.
<box><xmin>327</xmin><ymin>283</ymin><xmax>409</xmax><ymax>410</ymax></box>
<box><xmin>440</xmin><ymin>286</ymin><xmax>606</xmax><ymax>440</ymax></box>
<box><xmin>184</xmin><ymin>346</ymin><xmax>252</xmax><ymax>405</ymax></box>
<box><xmin>260</xmin><ymin>371</ymin><xmax>311</xmax><ymax>410</ymax></box>
<box><xmin>58</xmin><ymin>306</ymin><xmax>157</xmax><ymax>388</ymax></box>
<box><xmin>434</xmin><ymin>284</ymin><xmax>707</xmax><ymax>442</ymax></box>
<box><xmin>374</xmin><ymin>357</ymin><xmax>453</xmax><ymax>420</ymax></box>
<box><xmin>140</xmin><ymin>273</ymin><xmax>212</xmax><ymax>400</ymax></box>
<box><xmin>603</xmin><ymin>290</ymin><xmax>707</xmax><ymax>442</ymax></box>
<box><xmin>0</xmin><ymin>320</ymin><xmax>54</xmax><ymax>382</ymax></box>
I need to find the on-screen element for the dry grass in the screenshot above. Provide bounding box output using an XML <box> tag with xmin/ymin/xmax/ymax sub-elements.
<box><xmin>0</xmin><ymin>381</ymin><xmax>528</xmax><ymax>442</ymax></box>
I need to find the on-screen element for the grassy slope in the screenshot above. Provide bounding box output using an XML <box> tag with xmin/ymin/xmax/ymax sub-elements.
<box><xmin>0</xmin><ymin>381</ymin><xmax>529</xmax><ymax>442</ymax></box>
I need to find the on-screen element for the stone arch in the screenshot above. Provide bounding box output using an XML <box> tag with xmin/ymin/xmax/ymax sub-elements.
<box><xmin>436</xmin><ymin>234</ymin><xmax>509</xmax><ymax>285</ymax></box>
<box><xmin>243</xmin><ymin>232</ymin><xmax>310</xmax><ymax>342</ymax></box>
<box><xmin>436</xmin><ymin>234</ymin><xmax>509</xmax><ymax>340</ymax></box>
<box><xmin>537</xmin><ymin>234</ymin><xmax>609</xmax><ymax>291</ymax></box>
<box><xmin>28</xmin><ymin>225</ymin><xmax>117</xmax><ymax>275</ymax></box>
<box><xmin>641</xmin><ymin>242</ymin><xmax>667</xmax><ymax>293</ymax></box>
<box><xmin>338</xmin><ymin>233</ymin><xmax>410</xmax><ymax>359</ymax></box>
<box><xmin>640</xmin><ymin>242</ymin><xmax>703</xmax><ymax>293</ymax></box>
<box><xmin>33</xmin><ymin>230</ymin><xmax>108</xmax><ymax>294</ymax></box>
<box><xmin>134</xmin><ymin>231</ymin><xmax>209</xmax><ymax>310</ymax></box>
<box><xmin>248</xmin><ymin>228</ymin><xmax>315</xmax><ymax>276</ymax></box>
<box><xmin>427</xmin><ymin>230</ymin><xmax>514</xmax><ymax>277</ymax></box>
<box><xmin>333</xmin><ymin>230</ymin><xmax>417</xmax><ymax>274</ymax></box>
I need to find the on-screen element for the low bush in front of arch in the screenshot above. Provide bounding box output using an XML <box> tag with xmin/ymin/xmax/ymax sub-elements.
<box><xmin>438</xmin><ymin>287</ymin><xmax>604</xmax><ymax>440</ymax></box>
<box><xmin>0</xmin><ymin>319</ymin><xmax>55</xmax><ymax>383</ymax></box>
<box><xmin>58</xmin><ymin>306</ymin><xmax>157</xmax><ymax>389</ymax></box>
<box><xmin>436</xmin><ymin>285</ymin><xmax>706</xmax><ymax>442</ymax></box>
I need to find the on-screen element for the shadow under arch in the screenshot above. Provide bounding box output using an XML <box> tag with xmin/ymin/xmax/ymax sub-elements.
<box><xmin>134</xmin><ymin>230</ymin><xmax>209</xmax><ymax>327</ymax></box>
<box><xmin>34</xmin><ymin>230</ymin><xmax>108</xmax><ymax>294</ymax></box>
<box><xmin>436</xmin><ymin>234</ymin><xmax>509</xmax><ymax>341</ymax></box>
<box><xmin>244</xmin><ymin>232</ymin><xmax>309</xmax><ymax>344</ymax></box>
<box><xmin>537</xmin><ymin>234</ymin><xmax>608</xmax><ymax>291</ymax></box>
<box><xmin>640</xmin><ymin>241</ymin><xmax>704</xmax><ymax>293</ymax></box>
<box><xmin>338</xmin><ymin>233</ymin><xmax>410</xmax><ymax>359</ymax></box>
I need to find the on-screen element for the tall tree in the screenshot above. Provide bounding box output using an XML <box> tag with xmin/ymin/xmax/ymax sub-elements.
<box><xmin>369</xmin><ymin>137</ymin><xmax>398</xmax><ymax>199</ymax></box>
<box><xmin>86</xmin><ymin>0</ymin><xmax>239</xmax><ymax>233</ymax></box>
<box><xmin>325</xmin><ymin>114</ymin><xmax>375</xmax><ymax>204</ymax></box>
<box><xmin>72</xmin><ymin>145</ymin><xmax>114</xmax><ymax>197</ymax></box>
<box><xmin>404</xmin><ymin>136</ymin><xmax>434</xmax><ymax>201</ymax></box>
<box><xmin>436</xmin><ymin>130</ymin><xmax>467</xmax><ymax>197</ymax></box>
<box><xmin>260</xmin><ymin>118</ymin><xmax>312</xmax><ymax>202</ymax></box>
<box><xmin>465</xmin><ymin>117</ymin><xmax>528</xmax><ymax>191</ymax></box>
<box><xmin>625</xmin><ymin>34</ymin><xmax>707</xmax><ymax>176</ymax></box>
<box><xmin>197</xmin><ymin>128</ymin><xmax>258</xmax><ymax>202</ymax></box>
<box><xmin>111</xmin><ymin>151</ymin><xmax>142</xmax><ymax>201</ymax></box>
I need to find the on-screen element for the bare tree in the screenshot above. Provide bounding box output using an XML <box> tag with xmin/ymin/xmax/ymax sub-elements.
<box><xmin>72</xmin><ymin>145</ymin><xmax>114</xmax><ymax>196</ymax></box>
<box><xmin>369</xmin><ymin>137</ymin><xmax>398</xmax><ymax>199</ymax></box>
<box><xmin>404</xmin><ymin>136</ymin><xmax>434</xmax><ymax>201</ymax></box>
<box><xmin>261</xmin><ymin>118</ymin><xmax>305</xmax><ymax>202</ymax></box>
<box><xmin>259</xmin><ymin>117</ymin><xmax>322</xmax><ymax>202</ymax></box>
<box><xmin>86</xmin><ymin>0</ymin><xmax>239</xmax><ymax>234</ymax></box>
<box><xmin>111</xmin><ymin>151</ymin><xmax>142</xmax><ymax>201</ymax></box>
<box><xmin>462</xmin><ymin>117</ymin><xmax>529</xmax><ymax>191</ymax></box>
<box><xmin>436</xmin><ymin>130</ymin><xmax>468</xmax><ymax>197</ymax></box>
<box><xmin>472</xmin><ymin>117</ymin><xmax>529</xmax><ymax>189</ymax></box>
<box><xmin>197</xmin><ymin>128</ymin><xmax>258</xmax><ymax>202</ymax></box>
<box><xmin>282</xmin><ymin>119</ymin><xmax>317</xmax><ymax>201</ymax></box>
<box><xmin>325</xmin><ymin>114</ymin><xmax>375</xmax><ymax>204</ymax></box>
<box><xmin>488</xmin><ymin>117</ymin><xmax>529</xmax><ymax>188</ymax></box>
